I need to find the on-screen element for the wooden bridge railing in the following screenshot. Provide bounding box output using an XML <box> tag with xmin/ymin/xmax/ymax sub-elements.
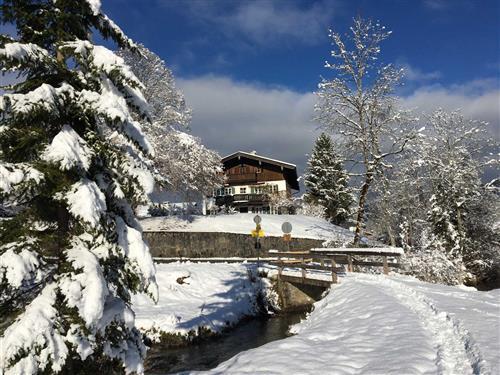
<box><xmin>268</xmin><ymin>247</ymin><xmax>404</xmax><ymax>285</ymax></box>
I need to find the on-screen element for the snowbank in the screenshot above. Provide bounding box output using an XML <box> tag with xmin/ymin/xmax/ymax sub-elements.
<box><xmin>196</xmin><ymin>273</ymin><xmax>499</xmax><ymax>374</ymax></box>
<box><xmin>131</xmin><ymin>262</ymin><xmax>262</xmax><ymax>338</ymax></box>
<box><xmin>140</xmin><ymin>214</ymin><xmax>355</xmax><ymax>242</ymax></box>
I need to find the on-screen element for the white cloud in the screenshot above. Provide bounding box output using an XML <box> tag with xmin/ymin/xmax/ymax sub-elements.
<box><xmin>401</xmin><ymin>64</ymin><xmax>441</xmax><ymax>82</ymax></box>
<box><xmin>177</xmin><ymin>74</ymin><xmax>499</xmax><ymax>189</ymax></box>
<box><xmin>401</xmin><ymin>79</ymin><xmax>500</xmax><ymax>138</ymax></box>
<box><xmin>220</xmin><ymin>0</ymin><xmax>335</xmax><ymax>45</ymax></box>
<box><xmin>178</xmin><ymin>75</ymin><xmax>320</xmax><ymax>181</ymax></box>
<box><xmin>163</xmin><ymin>0</ymin><xmax>337</xmax><ymax>46</ymax></box>
<box><xmin>423</xmin><ymin>0</ymin><xmax>448</xmax><ymax>10</ymax></box>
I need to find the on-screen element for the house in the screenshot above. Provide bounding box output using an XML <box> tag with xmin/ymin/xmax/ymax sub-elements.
<box><xmin>213</xmin><ymin>151</ymin><xmax>299</xmax><ymax>214</ymax></box>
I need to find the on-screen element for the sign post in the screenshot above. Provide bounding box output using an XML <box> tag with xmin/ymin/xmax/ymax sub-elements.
<box><xmin>251</xmin><ymin>215</ymin><xmax>264</xmax><ymax>267</ymax></box>
<box><xmin>281</xmin><ymin>222</ymin><xmax>292</xmax><ymax>252</ymax></box>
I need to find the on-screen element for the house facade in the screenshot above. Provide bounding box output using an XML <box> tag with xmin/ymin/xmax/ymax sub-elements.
<box><xmin>213</xmin><ymin>151</ymin><xmax>299</xmax><ymax>214</ymax></box>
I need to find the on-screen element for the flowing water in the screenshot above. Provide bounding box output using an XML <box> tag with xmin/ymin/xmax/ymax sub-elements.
<box><xmin>145</xmin><ymin>311</ymin><xmax>306</xmax><ymax>374</ymax></box>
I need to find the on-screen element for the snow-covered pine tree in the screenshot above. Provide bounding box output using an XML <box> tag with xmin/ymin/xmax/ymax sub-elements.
<box><xmin>303</xmin><ymin>133</ymin><xmax>352</xmax><ymax>225</ymax></box>
<box><xmin>0</xmin><ymin>1</ymin><xmax>157</xmax><ymax>373</ymax></box>
<box><xmin>118</xmin><ymin>45</ymin><xmax>223</xmax><ymax>198</ymax></box>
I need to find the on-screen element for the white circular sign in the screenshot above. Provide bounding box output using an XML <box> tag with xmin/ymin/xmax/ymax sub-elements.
<box><xmin>281</xmin><ymin>222</ymin><xmax>292</xmax><ymax>234</ymax></box>
<box><xmin>253</xmin><ymin>215</ymin><xmax>262</xmax><ymax>224</ymax></box>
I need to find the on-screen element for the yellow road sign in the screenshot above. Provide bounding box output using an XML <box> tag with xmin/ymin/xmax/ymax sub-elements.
<box><xmin>251</xmin><ymin>229</ymin><xmax>265</xmax><ymax>238</ymax></box>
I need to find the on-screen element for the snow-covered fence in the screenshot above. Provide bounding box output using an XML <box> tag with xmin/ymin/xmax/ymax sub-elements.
<box><xmin>310</xmin><ymin>247</ymin><xmax>403</xmax><ymax>275</ymax></box>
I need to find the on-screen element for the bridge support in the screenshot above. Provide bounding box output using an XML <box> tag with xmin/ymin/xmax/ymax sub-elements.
<box><xmin>272</xmin><ymin>276</ymin><xmax>329</xmax><ymax>312</ymax></box>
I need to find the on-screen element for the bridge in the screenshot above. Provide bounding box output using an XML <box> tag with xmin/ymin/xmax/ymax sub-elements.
<box><xmin>267</xmin><ymin>247</ymin><xmax>404</xmax><ymax>288</ymax></box>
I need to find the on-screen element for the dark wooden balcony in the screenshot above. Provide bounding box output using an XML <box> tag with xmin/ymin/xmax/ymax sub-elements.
<box><xmin>226</xmin><ymin>173</ymin><xmax>258</xmax><ymax>184</ymax></box>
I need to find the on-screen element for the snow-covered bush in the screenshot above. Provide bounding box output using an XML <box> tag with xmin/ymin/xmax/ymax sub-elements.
<box><xmin>295</xmin><ymin>199</ymin><xmax>326</xmax><ymax>218</ymax></box>
<box><xmin>0</xmin><ymin>1</ymin><xmax>158</xmax><ymax>373</ymax></box>
<box><xmin>268</xmin><ymin>192</ymin><xmax>297</xmax><ymax>214</ymax></box>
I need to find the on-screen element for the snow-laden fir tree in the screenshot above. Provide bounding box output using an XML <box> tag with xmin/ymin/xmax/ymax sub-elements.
<box><xmin>303</xmin><ymin>133</ymin><xmax>352</xmax><ymax>225</ymax></box>
<box><xmin>316</xmin><ymin>17</ymin><xmax>415</xmax><ymax>244</ymax></box>
<box><xmin>0</xmin><ymin>1</ymin><xmax>158</xmax><ymax>373</ymax></box>
<box><xmin>118</xmin><ymin>45</ymin><xmax>223</xmax><ymax>198</ymax></box>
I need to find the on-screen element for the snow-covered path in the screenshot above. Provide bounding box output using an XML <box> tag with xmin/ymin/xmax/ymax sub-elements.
<box><xmin>193</xmin><ymin>273</ymin><xmax>499</xmax><ymax>375</ymax></box>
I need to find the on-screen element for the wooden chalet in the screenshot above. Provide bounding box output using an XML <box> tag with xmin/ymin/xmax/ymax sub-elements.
<box><xmin>213</xmin><ymin>151</ymin><xmax>299</xmax><ymax>214</ymax></box>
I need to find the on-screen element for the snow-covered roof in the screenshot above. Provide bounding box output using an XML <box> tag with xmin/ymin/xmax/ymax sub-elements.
<box><xmin>221</xmin><ymin>151</ymin><xmax>297</xmax><ymax>169</ymax></box>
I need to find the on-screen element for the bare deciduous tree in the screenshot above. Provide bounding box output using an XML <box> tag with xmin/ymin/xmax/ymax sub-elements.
<box><xmin>316</xmin><ymin>17</ymin><xmax>415</xmax><ymax>245</ymax></box>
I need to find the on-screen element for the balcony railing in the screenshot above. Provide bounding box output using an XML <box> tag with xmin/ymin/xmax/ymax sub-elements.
<box><xmin>232</xmin><ymin>194</ymin><xmax>270</xmax><ymax>202</ymax></box>
<box><xmin>215</xmin><ymin>193</ymin><xmax>270</xmax><ymax>206</ymax></box>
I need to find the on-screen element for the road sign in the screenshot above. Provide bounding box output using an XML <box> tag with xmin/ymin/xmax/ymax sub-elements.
<box><xmin>253</xmin><ymin>215</ymin><xmax>262</xmax><ymax>224</ymax></box>
<box><xmin>281</xmin><ymin>222</ymin><xmax>292</xmax><ymax>234</ymax></box>
<box><xmin>251</xmin><ymin>229</ymin><xmax>265</xmax><ymax>238</ymax></box>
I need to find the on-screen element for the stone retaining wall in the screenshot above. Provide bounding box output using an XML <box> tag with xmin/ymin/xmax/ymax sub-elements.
<box><xmin>143</xmin><ymin>231</ymin><xmax>325</xmax><ymax>258</ymax></box>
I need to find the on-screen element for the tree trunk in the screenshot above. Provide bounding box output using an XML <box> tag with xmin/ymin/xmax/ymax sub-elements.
<box><xmin>387</xmin><ymin>225</ymin><xmax>396</xmax><ymax>247</ymax></box>
<box><xmin>353</xmin><ymin>171</ymin><xmax>374</xmax><ymax>245</ymax></box>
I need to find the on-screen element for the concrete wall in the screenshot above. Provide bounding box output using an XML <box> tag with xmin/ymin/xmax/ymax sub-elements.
<box><xmin>143</xmin><ymin>231</ymin><xmax>324</xmax><ymax>258</ymax></box>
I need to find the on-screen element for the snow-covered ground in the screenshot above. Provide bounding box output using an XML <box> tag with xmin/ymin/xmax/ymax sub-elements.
<box><xmin>131</xmin><ymin>262</ymin><xmax>263</xmax><ymax>338</ymax></box>
<box><xmin>194</xmin><ymin>273</ymin><xmax>500</xmax><ymax>375</ymax></box>
<box><xmin>140</xmin><ymin>213</ymin><xmax>355</xmax><ymax>242</ymax></box>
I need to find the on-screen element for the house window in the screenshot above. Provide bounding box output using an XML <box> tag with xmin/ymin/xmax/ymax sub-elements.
<box><xmin>273</xmin><ymin>185</ymin><xmax>279</xmax><ymax>193</ymax></box>
<box><xmin>240</xmin><ymin>187</ymin><xmax>246</xmax><ymax>194</ymax></box>
<box><xmin>252</xmin><ymin>186</ymin><xmax>264</xmax><ymax>194</ymax></box>
<box><xmin>224</xmin><ymin>187</ymin><xmax>234</xmax><ymax>195</ymax></box>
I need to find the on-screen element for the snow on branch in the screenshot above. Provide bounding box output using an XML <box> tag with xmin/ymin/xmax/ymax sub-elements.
<box><xmin>0</xmin><ymin>42</ymin><xmax>54</xmax><ymax>72</ymax></box>
<box><xmin>78</xmin><ymin>77</ymin><xmax>152</xmax><ymax>154</ymax></box>
<box><xmin>0</xmin><ymin>83</ymin><xmax>74</xmax><ymax>118</ymax></box>
<box><xmin>0</xmin><ymin>162</ymin><xmax>43</xmax><ymax>200</ymax></box>
<box><xmin>59</xmin><ymin>237</ymin><xmax>109</xmax><ymax>328</ymax></box>
<box><xmin>116</xmin><ymin>217</ymin><xmax>157</xmax><ymax>301</ymax></box>
<box><xmin>42</xmin><ymin>125</ymin><xmax>93</xmax><ymax>171</ymax></box>
<box><xmin>64</xmin><ymin>179</ymin><xmax>107</xmax><ymax>227</ymax></box>
<box><xmin>0</xmin><ymin>283</ymin><xmax>68</xmax><ymax>374</ymax></box>
<box><xmin>0</xmin><ymin>243</ymin><xmax>43</xmax><ymax>290</ymax></box>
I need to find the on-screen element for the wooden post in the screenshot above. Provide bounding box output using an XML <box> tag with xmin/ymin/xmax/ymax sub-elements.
<box><xmin>331</xmin><ymin>258</ymin><xmax>338</xmax><ymax>284</ymax></box>
<box><xmin>383</xmin><ymin>256</ymin><xmax>389</xmax><ymax>275</ymax></box>
<box><xmin>347</xmin><ymin>255</ymin><xmax>353</xmax><ymax>272</ymax></box>
<box><xmin>301</xmin><ymin>256</ymin><xmax>306</xmax><ymax>279</ymax></box>
<box><xmin>278</xmin><ymin>253</ymin><xmax>282</xmax><ymax>279</ymax></box>
<box><xmin>320</xmin><ymin>258</ymin><xmax>324</xmax><ymax>267</ymax></box>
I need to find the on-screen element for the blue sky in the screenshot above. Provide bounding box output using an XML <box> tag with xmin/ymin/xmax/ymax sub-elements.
<box><xmin>102</xmin><ymin>0</ymin><xmax>499</xmax><ymax>92</ymax></box>
<box><xmin>2</xmin><ymin>0</ymin><xmax>499</xmax><ymax>184</ymax></box>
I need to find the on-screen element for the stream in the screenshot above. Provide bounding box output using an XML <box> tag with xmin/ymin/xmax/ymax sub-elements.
<box><xmin>144</xmin><ymin>311</ymin><xmax>306</xmax><ymax>374</ymax></box>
